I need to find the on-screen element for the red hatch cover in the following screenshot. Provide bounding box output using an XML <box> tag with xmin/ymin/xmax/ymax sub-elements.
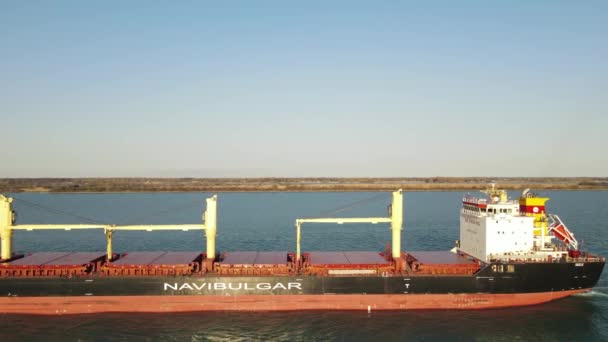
<box><xmin>219</xmin><ymin>251</ymin><xmax>258</xmax><ymax>265</ymax></box>
<box><xmin>5</xmin><ymin>252</ymin><xmax>105</xmax><ymax>266</ymax></box>
<box><xmin>148</xmin><ymin>252</ymin><xmax>201</xmax><ymax>265</ymax></box>
<box><xmin>112</xmin><ymin>251</ymin><xmax>166</xmax><ymax>265</ymax></box>
<box><xmin>7</xmin><ymin>252</ymin><xmax>72</xmax><ymax>266</ymax></box>
<box><xmin>219</xmin><ymin>252</ymin><xmax>288</xmax><ymax>266</ymax></box>
<box><xmin>344</xmin><ymin>251</ymin><xmax>388</xmax><ymax>265</ymax></box>
<box><xmin>309</xmin><ymin>251</ymin><xmax>388</xmax><ymax>265</ymax></box>
<box><xmin>408</xmin><ymin>251</ymin><xmax>476</xmax><ymax>265</ymax></box>
<box><xmin>111</xmin><ymin>252</ymin><xmax>201</xmax><ymax>266</ymax></box>
<box><xmin>44</xmin><ymin>252</ymin><xmax>106</xmax><ymax>266</ymax></box>
<box><xmin>253</xmin><ymin>252</ymin><xmax>288</xmax><ymax>265</ymax></box>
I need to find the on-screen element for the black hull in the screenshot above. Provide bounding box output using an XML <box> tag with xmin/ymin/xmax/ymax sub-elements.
<box><xmin>1</xmin><ymin>261</ymin><xmax>603</xmax><ymax>297</ymax></box>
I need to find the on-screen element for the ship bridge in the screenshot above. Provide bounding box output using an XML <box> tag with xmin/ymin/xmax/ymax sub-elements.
<box><xmin>458</xmin><ymin>186</ymin><xmax>580</xmax><ymax>262</ymax></box>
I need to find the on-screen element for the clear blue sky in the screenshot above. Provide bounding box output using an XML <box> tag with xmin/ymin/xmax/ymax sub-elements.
<box><xmin>1</xmin><ymin>1</ymin><xmax>606</xmax><ymax>177</ymax></box>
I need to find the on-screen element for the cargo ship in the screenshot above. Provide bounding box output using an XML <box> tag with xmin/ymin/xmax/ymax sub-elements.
<box><xmin>0</xmin><ymin>187</ymin><xmax>604</xmax><ymax>314</ymax></box>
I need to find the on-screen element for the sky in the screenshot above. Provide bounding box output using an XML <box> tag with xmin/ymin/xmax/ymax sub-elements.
<box><xmin>1</xmin><ymin>1</ymin><xmax>607</xmax><ymax>177</ymax></box>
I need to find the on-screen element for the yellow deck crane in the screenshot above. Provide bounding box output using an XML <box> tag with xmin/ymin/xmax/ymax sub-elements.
<box><xmin>295</xmin><ymin>190</ymin><xmax>403</xmax><ymax>264</ymax></box>
<box><xmin>0</xmin><ymin>194</ymin><xmax>217</xmax><ymax>264</ymax></box>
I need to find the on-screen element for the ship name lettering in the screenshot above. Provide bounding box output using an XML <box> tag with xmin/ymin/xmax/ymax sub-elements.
<box><xmin>273</xmin><ymin>283</ymin><xmax>287</xmax><ymax>290</ymax></box>
<box><xmin>164</xmin><ymin>283</ymin><xmax>179</xmax><ymax>291</ymax></box>
<box><xmin>288</xmin><ymin>282</ymin><xmax>302</xmax><ymax>290</ymax></box>
<box><xmin>163</xmin><ymin>282</ymin><xmax>302</xmax><ymax>291</ymax></box>
<box><xmin>192</xmin><ymin>283</ymin><xmax>207</xmax><ymax>290</ymax></box>
<box><xmin>228</xmin><ymin>283</ymin><xmax>242</xmax><ymax>290</ymax></box>
<box><xmin>179</xmin><ymin>283</ymin><xmax>194</xmax><ymax>291</ymax></box>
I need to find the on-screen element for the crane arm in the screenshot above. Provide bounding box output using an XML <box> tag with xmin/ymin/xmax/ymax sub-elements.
<box><xmin>296</xmin><ymin>218</ymin><xmax>391</xmax><ymax>225</ymax></box>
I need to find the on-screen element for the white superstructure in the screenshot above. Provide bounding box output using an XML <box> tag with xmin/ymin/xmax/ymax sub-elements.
<box><xmin>458</xmin><ymin>185</ymin><xmax>578</xmax><ymax>262</ymax></box>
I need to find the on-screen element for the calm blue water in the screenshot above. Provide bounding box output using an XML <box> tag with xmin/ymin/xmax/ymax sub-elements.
<box><xmin>1</xmin><ymin>191</ymin><xmax>607</xmax><ymax>341</ymax></box>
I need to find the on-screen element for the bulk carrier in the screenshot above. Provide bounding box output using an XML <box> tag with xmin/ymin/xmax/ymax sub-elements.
<box><xmin>0</xmin><ymin>187</ymin><xmax>604</xmax><ymax>314</ymax></box>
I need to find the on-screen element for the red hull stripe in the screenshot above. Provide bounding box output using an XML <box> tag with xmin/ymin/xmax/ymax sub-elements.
<box><xmin>0</xmin><ymin>290</ymin><xmax>588</xmax><ymax>315</ymax></box>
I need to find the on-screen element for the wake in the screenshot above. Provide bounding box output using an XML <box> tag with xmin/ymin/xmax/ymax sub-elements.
<box><xmin>574</xmin><ymin>289</ymin><xmax>608</xmax><ymax>298</ymax></box>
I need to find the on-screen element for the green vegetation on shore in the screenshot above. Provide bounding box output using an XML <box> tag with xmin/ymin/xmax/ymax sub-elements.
<box><xmin>1</xmin><ymin>177</ymin><xmax>607</xmax><ymax>193</ymax></box>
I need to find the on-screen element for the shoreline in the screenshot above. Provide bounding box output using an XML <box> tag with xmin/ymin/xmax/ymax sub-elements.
<box><xmin>1</xmin><ymin>177</ymin><xmax>607</xmax><ymax>193</ymax></box>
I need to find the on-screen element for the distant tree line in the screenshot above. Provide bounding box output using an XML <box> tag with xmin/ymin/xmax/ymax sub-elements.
<box><xmin>1</xmin><ymin>177</ymin><xmax>607</xmax><ymax>193</ymax></box>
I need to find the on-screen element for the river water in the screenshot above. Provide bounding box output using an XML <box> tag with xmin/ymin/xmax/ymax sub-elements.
<box><xmin>1</xmin><ymin>191</ymin><xmax>607</xmax><ymax>341</ymax></box>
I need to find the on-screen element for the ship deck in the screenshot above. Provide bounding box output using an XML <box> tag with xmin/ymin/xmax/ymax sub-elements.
<box><xmin>405</xmin><ymin>251</ymin><xmax>479</xmax><ymax>274</ymax></box>
<box><xmin>307</xmin><ymin>251</ymin><xmax>389</xmax><ymax>266</ymax></box>
<box><xmin>219</xmin><ymin>251</ymin><xmax>289</xmax><ymax>266</ymax></box>
<box><xmin>0</xmin><ymin>252</ymin><xmax>106</xmax><ymax>277</ymax></box>
<box><xmin>103</xmin><ymin>251</ymin><xmax>203</xmax><ymax>276</ymax></box>
<box><xmin>4</xmin><ymin>252</ymin><xmax>105</xmax><ymax>266</ymax></box>
<box><xmin>110</xmin><ymin>251</ymin><xmax>202</xmax><ymax>266</ymax></box>
<box><xmin>407</xmin><ymin>251</ymin><xmax>476</xmax><ymax>265</ymax></box>
<box><xmin>1</xmin><ymin>250</ymin><xmax>484</xmax><ymax>277</ymax></box>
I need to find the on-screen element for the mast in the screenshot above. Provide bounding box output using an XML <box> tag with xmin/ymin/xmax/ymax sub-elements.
<box><xmin>203</xmin><ymin>195</ymin><xmax>218</xmax><ymax>263</ymax></box>
<box><xmin>390</xmin><ymin>189</ymin><xmax>403</xmax><ymax>259</ymax></box>
<box><xmin>0</xmin><ymin>195</ymin><xmax>14</xmax><ymax>260</ymax></box>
